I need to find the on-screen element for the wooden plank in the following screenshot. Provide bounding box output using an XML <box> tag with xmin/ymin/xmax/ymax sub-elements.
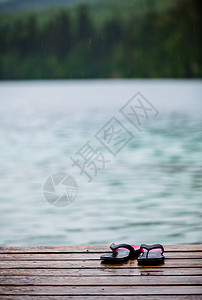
<box><xmin>0</xmin><ymin>245</ymin><xmax>201</xmax><ymax>253</ymax></box>
<box><xmin>0</xmin><ymin>245</ymin><xmax>201</xmax><ymax>299</ymax></box>
<box><xmin>0</xmin><ymin>259</ymin><xmax>202</xmax><ymax>268</ymax></box>
<box><xmin>1</xmin><ymin>296</ymin><xmax>201</xmax><ymax>300</ymax></box>
<box><xmin>1</xmin><ymin>267</ymin><xmax>202</xmax><ymax>277</ymax></box>
<box><xmin>0</xmin><ymin>285</ymin><xmax>202</xmax><ymax>295</ymax></box>
<box><xmin>0</xmin><ymin>251</ymin><xmax>201</xmax><ymax>260</ymax></box>
<box><xmin>0</xmin><ymin>275</ymin><xmax>201</xmax><ymax>286</ymax></box>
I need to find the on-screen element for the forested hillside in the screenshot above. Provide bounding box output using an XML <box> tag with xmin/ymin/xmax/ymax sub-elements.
<box><xmin>0</xmin><ymin>0</ymin><xmax>201</xmax><ymax>79</ymax></box>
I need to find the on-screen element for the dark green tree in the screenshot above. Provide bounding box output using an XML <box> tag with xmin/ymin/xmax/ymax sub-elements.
<box><xmin>43</xmin><ymin>11</ymin><xmax>71</xmax><ymax>60</ymax></box>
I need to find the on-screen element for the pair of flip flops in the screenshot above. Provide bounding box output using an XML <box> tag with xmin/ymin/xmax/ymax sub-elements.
<box><xmin>100</xmin><ymin>243</ymin><xmax>165</xmax><ymax>264</ymax></box>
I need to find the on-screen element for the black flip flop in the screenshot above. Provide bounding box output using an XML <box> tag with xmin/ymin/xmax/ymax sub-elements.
<box><xmin>137</xmin><ymin>243</ymin><xmax>165</xmax><ymax>265</ymax></box>
<box><xmin>100</xmin><ymin>243</ymin><xmax>141</xmax><ymax>263</ymax></box>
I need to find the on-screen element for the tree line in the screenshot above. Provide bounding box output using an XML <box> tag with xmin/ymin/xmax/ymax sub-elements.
<box><xmin>0</xmin><ymin>0</ymin><xmax>201</xmax><ymax>79</ymax></box>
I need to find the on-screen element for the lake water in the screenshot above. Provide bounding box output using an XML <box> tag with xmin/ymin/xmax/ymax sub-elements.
<box><xmin>0</xmin><ymin>79</ymin><xmax>202</xmax><ymax>246</ymax></box>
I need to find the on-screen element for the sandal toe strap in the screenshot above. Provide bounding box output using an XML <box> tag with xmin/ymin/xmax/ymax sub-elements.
<box><xmin>110</xmin><ymin>243</ymin><xmax>136</xmax><ymax>257</ymax></box>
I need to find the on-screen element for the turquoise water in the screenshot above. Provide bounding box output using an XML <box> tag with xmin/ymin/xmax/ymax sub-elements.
<box><xmin>0</xmin><ymin>79</ymin><xmax>202</xmax><ymax>246</ymax></box>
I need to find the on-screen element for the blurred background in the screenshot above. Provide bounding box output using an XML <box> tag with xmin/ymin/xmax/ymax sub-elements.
<box><xmin>0</xmin><ymin>0</ymin><xmax>201</xmax><ymax>79</ymax></box>
<box><xmin>0</xmin><ymin>0</ymin><xmax>201</xmax><ymax>246</ymax></box>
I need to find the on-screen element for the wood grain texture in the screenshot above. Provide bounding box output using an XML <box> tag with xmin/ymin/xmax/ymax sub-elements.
<box><xmin>0</xmin><ymin>244</ymin><xmax>202</xmax><ymax>253</ymax></box>
<box><xmin>1</xmin><ymin>267</ymin><xmax>202</xmax><ymax>276</ymax></box>
<box><xmin>0</xmin><ymin>251</ymin><xmax>201</xmax><ymax>260</ymax></box>
<box><xmin>0</xmin><ymin>245</ymin><xmax>201</xmax><ymax>298</ymax></box>
<box><xmin>0</xmin><ymin>285</ymin><xmax>202</xmax><ymax>295</ymax></box>
<box><xmin>0</xmin><ymin>275</ymin><xmax>202</xmax><ymax>286</ymax></box>
<box><xmin>1</xmin><ymin>296</ymin><xmax>201</xmax><ymax>300</ymax></box>
<box><xmin>1</xmin><ymin>259</ymin><xmax>202</xmax><ymax>268</ymax></box>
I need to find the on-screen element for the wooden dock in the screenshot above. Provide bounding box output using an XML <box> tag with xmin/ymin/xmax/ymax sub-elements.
<box><xmin>0</xmin><ymin>244</ymin><xmax>202</xmax><ymax>299</ymax></box>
